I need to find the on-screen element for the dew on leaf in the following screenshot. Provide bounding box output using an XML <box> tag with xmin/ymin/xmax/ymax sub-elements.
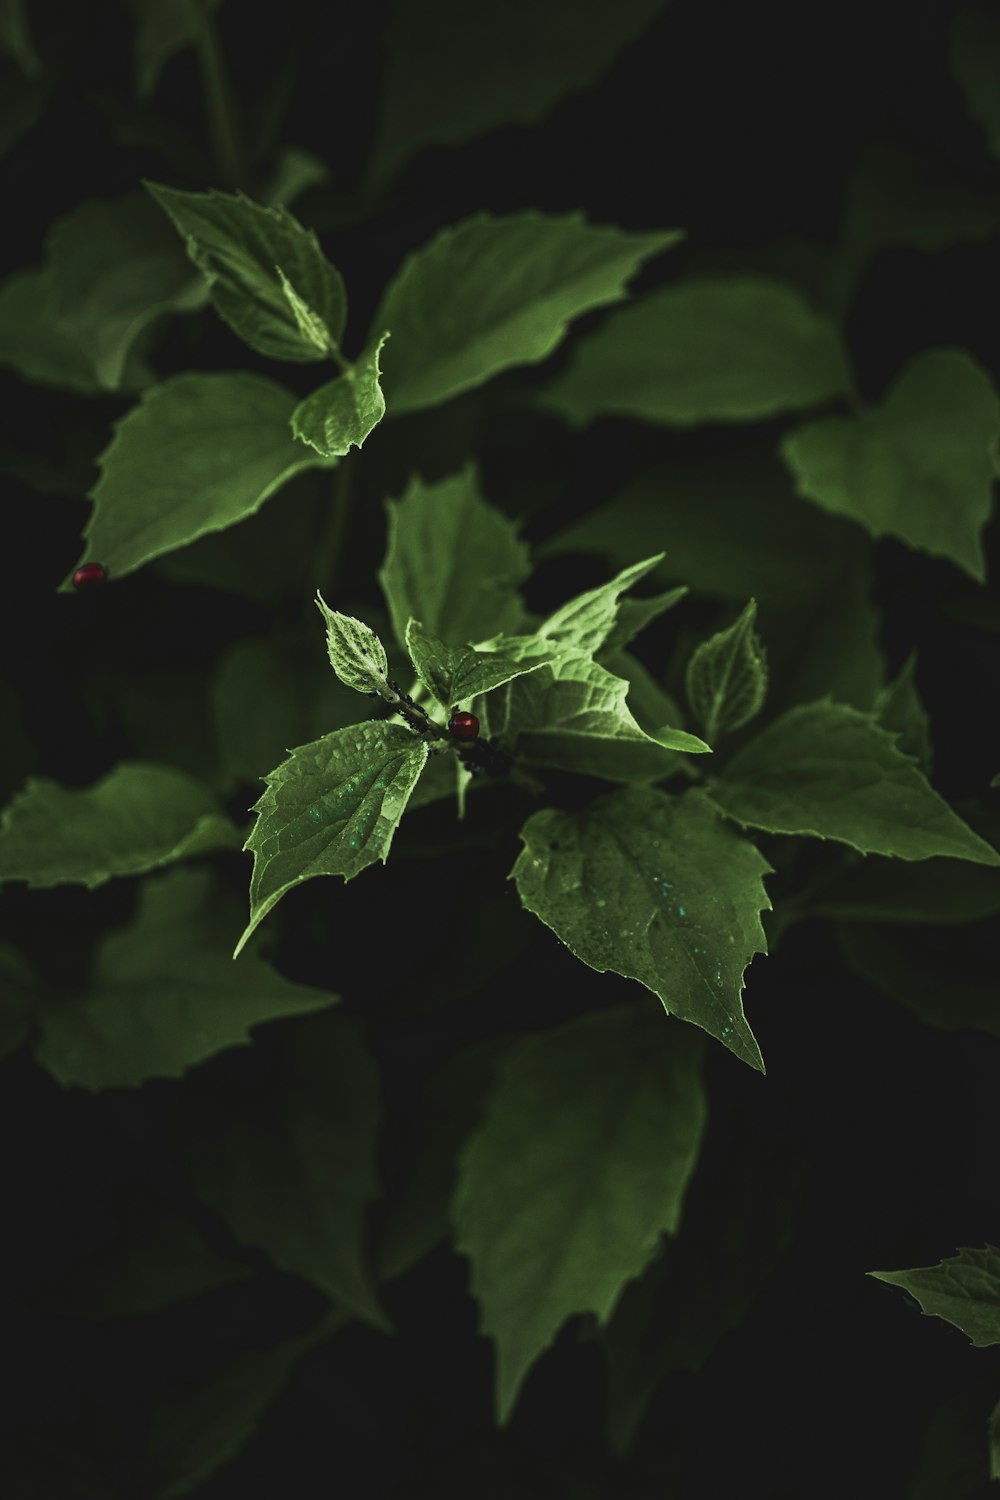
<box><xmin>722</xmin><ymin>1024</ymin><xmax>733</xmax><ymax>1037</ymax></box>
<box><xmin>678</xmin><ymin>906</ymin><xmax>686</xmax><ymax>918</ymax></box>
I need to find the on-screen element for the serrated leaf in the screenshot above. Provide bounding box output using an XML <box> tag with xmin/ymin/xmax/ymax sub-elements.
<box><xmin>34</xmin><ymin>868</ymin><xmax>337</xmax><ymax>1089</ymax></box>
<box><xmin>780</xmin><ymin>349</ymin><xmax>1000</xmax><ymax>583</ymax></box>
<box><xmin>535</xmin><ymin>554</ymin><xmax>667</xmax><ymax>654</ymax></box>
<box><xmin>684</xmin><ymin>599</ymin><xmax>767</xmax><ymax>743</ymax></box>
<box><xmin>600</xmin><ymin>585</ymin><xmax>688</xmax><ymax>653</ymax></box>
<box><xmin>60</xmin><ymin>372</ymin><xmax>329</xmax><ymax>588</ymax></box>
<box><xmin>870</xmin><ymin>1247</ymin><xmax>1000</xmax><ymax>1347</ymax></box>
<box><xmin>0</xmin><ymin>0</ymin><xmax>41</xmax><ymax>77</ymax></box>
<box><xmin>510</xmin><ymin>786</ymin><xmax>771</xmax><ymax>1069</ymax></box>
<box><xmin>403</xmin><ymin>617</ymin><xmax>543</xmax><ymax>710</ymax></box>
<box><xmin>236</xmin><ymin>721</ymin><xmax>428</xmax><ymax>955</ymax></box>
<box><xmin>314</xmin><ymin>595</ymin><xmax>389</xmax><ymax>695</ymax></box>
<box><xmin>378</xmin><ymin>464</ymin><xmax>530</xmax><ymax>650</ymax></box>
<box><xmin>368</xmin><ymin>0</ymin><xmax>667</xmax><ymax>188</ymax></box>
<box><xmin>181</xmin><ymin>1010</ymin><xmax>388</xmax><ymax>1327</ymax></box>
<box><xmin>834</xmin><ymin>922</ymin><xmax>1000</xmax><ymax>1040</ymax></box>
<box><xmin>373</xmin><ymin>211</ymin><xmax>682</xmax><ymax>413</ymax></box>
<box><xmin>950</xmin><ymin>0</ymin><xmax>1000</xmax><ymax>159</ymax></box>
<box><xmin>814</xmin><ymin>814</ymin><xmax>1000</xmax><ymax>924</ymax></box>
<box><xmin>453</xmin><ymin>1005</ymin><xmax>707</xmax><ymax>1423</ymax></box>
<box><xmin>291</xmin><ymin>332</ymin><xmax>388</xmax><ymax>458</ymax></box>
<box><xmin>705</xmin><ymin>700</ymin><xmax>1000</xmax><ymax>865</ymax></box>
<box><xmin>0</xmin><ymin>763</ymin><xmax>237</xmax><ymax>891</ymax></box>
<box><xmin>139</xmin><ymin>1316</ymin><xmax>338</xmax><ymax>1500</ymax></box>
<box><xmin>146</xmin><ymin>181</ymin><xmax>347</xmax><ymax>361</ymax></box>
<box><xmin>539</xmin><ymin>275</ymin><xmax>850</xmax><ymax>427</ymax></box>
<box><xmin>123</xmin><ymin>0</ymin><xmax>221</xmax><ymax>99</ymax></box>
<box><xmin>477</xmin><ymin>640</ymin><xmax>709</xmax><ymax>781</ymax></box>
<box><xmin>874</xmin><ymin>650</ymin><xmax>933</xmax><ymax>775</ymax></box>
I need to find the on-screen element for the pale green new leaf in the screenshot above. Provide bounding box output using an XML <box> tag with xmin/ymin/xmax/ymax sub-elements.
<box><xmin>539</xmin><ymin>275</ymin><xmax>850</xmax><ymax>426</ymax></box>
<box><xmin>34</xmin><ymin>868</ymin><xmax>337</xmax><ymax>1089</ymax></box>
<box><xmin>536</xmin><ymin>553</ymin><xmax>667</xmax><ymax>654</ymax></box>
<box><xmin>291</xmin><ymin>333</ymin><xmax>388</xmax><ymax>458</ymax></box>
<box><xmin>780</xmin><ymin>349</ymin><xmax>1000</xmax><ymax>582</ymax></box>
<box><xmin>123</xmin><ymin>0</ymin><xmax>221</xmax><ymax>99</ymax></box>
<box><xmin>870</xmin><ymin>1247</ymin><xmax>1000</xmax><ymax>1347</ymax></box>
<box><xmin>476</xmin><ymin>640</ymin><xmax>709</xmax><ymax>781</ymax></box>
<box><xmin>146</xmin><ymin>181</ymin><xmax>347</xmax><ymax>361</ymax></box>
<box><xmin>684</xmin><ymin>599</ymin><xmax>767</xmax><ymax>743</ymax></box>
<box><xmin>61</xmin><ymin>372</ymin><xmax>329</xmax><ymax>588</ymax></box>
<box><xmin>706</xmin><ymin>700</ymin><xmax>1000</xmax><ymax>864</ymax></box>
<box><xmin>181</xmin><ymin>1010</ymin><xmax>388</xmax><ymax>1327</ymax></box>
<box><xmin>511</xmin><ymin>786</ymin><xmax>771</xmax><ymax>1070</ymax></box>
<box><xmin>379</xmin><ymin>464</ymin><xmax>530</xmax><ymax>650</ymax></box>
<box><xmin>950</xmin><ymin>0</ymin><xmax>1000</xmax><ymax>159</ymax></box>
<box><xmin>314</xmin><ymin>594</ymin><xmax>389</xmax><ymax>694</ymax></box>
<box><xmin>368</xmin><ymin>0</ymin><xmax>667</xmax><ymax>188</ymax></box>
<box><xmin>236</xmin><ymin>722</ymin><xmax>428</xmax><ymax>955</ymax></box>
<box><xmin>874</xmin><ymin>650</ymin><xmax>933</xmax><ymax>775</ymax></box>
<box><xmin>0</xmin><ymin>763</ymin><xmax>237</xmax><ymax>891</ymax></box>
<box><xmin>404</xmin><ymin>617</ymin><xmax>543</xmax><ymax>709</ymax></box>
<box><xmin>373</xmin><ymin>211</ymin><xmax>682</xmax><ymax>413</ymax></box>
<box><xmin>453</xmin><ymin>1005</ymin><xmax>707</xmax><ymax>1423</ymax></box>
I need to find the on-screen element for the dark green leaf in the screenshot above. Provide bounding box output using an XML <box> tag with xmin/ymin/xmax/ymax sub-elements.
<box><xmin>123</xmin><ymin>0</ymin><xmax>221</xmax><ymax>99</ymax></box>
<box><xmin>869</xmin><ymin>1247</ymin><xmax>1000</xmax><ymax>1347</ymax></box>
<box><xmin>874</xmin><ymin>650</ymin><xmax>934</xmax><ymax>775</ymax></box>
<box><xmin>834</xmin><ymin>922</ymin><xmax>1000</xmax><ymax>1039</ymax></box>
<box><xmin>0</xmin><ymin>0</ymin><xmax>41</xmax><ymax>77</ymax></box>
<box><xmin>0</xmin><ymin>938</ymin><xmax>35</xmax><ymax>1060</ymax></box>
<box><xmin>950</xmin><ymin>0</ymin><xmax>1000</xmax><ymax>158</ymax></box>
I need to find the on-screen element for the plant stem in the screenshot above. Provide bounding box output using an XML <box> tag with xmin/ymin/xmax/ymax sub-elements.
<box><xmin>195</xmin><ymin>6</ymin><xmax>247</xmax><ymax>189</ymax></box>
<box><xmin>315</xmin><ymin>455</ymin><xmax>358</xmax><ymax>597</ymax></box>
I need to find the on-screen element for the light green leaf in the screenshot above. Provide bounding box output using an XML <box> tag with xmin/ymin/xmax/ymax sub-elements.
<box><xmin>314</xmin><ymin>595</ymin><xmax>389</xmax><ymax>695</ymax></box>
<box><xmin>60</xmin><ymin>372</ymin><xmax>329</xmax><ymax>588</ymax></box>
<box><xmin>870</xmin><ymin>1247</ymin><xmax>1000</xmax><ymax>1347</ymax></box>
<box><xmin>453</xmin><ymin>1005</ymin><xmax>707</xmax><ymax>1424</ymax></box>
<box><xmin>34</xmin><ymin>868</ymin><xmax>338</xmax><ymax>1089</ymax></box>
<box><xmin>181</xmin><ymin>1010</ymin><xmax>388</xmax><ymax>1327</ymax></box>
<box><xmin>539</xmin><ymin>275</ymin><xmax>850</xmax><ymax>427</ymax></box>
<box><xmin>235</xmin><ymin>721</ymin><xmax>428</xmax><ymax>956</ymax></box>
<box><xmin>780</xmin><ymin>349</ymin><xmax>1000</xmax><ymax>583</ymax></box>
<box><xmin>124</xmin><ymin>0</ymin><xmax>221</xmax><ymax>99</ymax></box>
<box><xmin>368</xmin><ymin>0</ymin><xmax>667</xmax><ymax>187</ymax></box>
<box><xmin>684</xmin><ymin>599</ymin><xmax>767</xmax><ymax>743</ymax></box>
<box><xmin>535</xmin><ymin>553</ymin><xmax>666</xmax><ymax>654</ymax></box>
<box><xmin>45</xmin><ymin>190</ymin><xmax>206</xmax><ymax>390</ymax></box>
<box><xmin>598</xmin><ymin>647</ymin><xmax>689</xmax><ymax>754</ymax></box>
<box><xmin>140</xmin><ymin>1316</ymin><xmax>339</xmax><ymax>1500</ymax></box>
<box><xmin>0</xmin><ymin>0</ymin><xmax>41</xmax><ymax>77</ymax></box>
<box><xmin>477</xmin><ymin>640</ymin><xmax>709</xmax><ymax>781</ymax></box>
<box><xmin>0</xmin><ymin>762</ymin><xmax>237</xmax><ymax>891</ymax></box>
<box><xmin>404</xmin><ymin>617</ymin><xmax>543</xmax><ymax>710</ymax></box>
<box><xmin>373</xmin><ymin>211</ymin><xmax>682</xmax><ymax>413</ymax></box>
<box><xmin>275</xmin><ymin>264</ymin><xmax>336</xmax><ymax>354</ymax></box>
<box><xmin>706</xmin><ymin>699</ymin><xmax>1000</xmax><ymax>864</ymax></box>
<box><xmin>950</xmin><ymin>0</ymin><xmax>1000</xmax><ymax>158</ymax></box>
<box><xmin>291</xmin><ymin>332</ymin><xmax>388</xmax><ymax>458</ymax></box>
<box><xmin>510</xmin><ymin>786</ymin><xmax>771</xmax><ymax>1069</ymax></box>
<box><xmin>874</xmin><ymin>650</ymin><xmax>933</xmax><ymax>775</ymax></box>
<box><xmin>146</xmin><ymin>181</ymin><xmax>347</xmax><ymax>361</ymax></box>
<box><xmin>378</xmin><ymin>464</ymin><xmax>530</xmax><ymax>650</ymax></box>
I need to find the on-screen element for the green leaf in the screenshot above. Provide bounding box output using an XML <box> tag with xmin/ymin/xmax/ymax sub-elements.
<box><xmin>903</xmin><ymin>1384</ymin><xmax>998</xmax><ymax>1500</ymax></box>
<box><xmin>314</xmin><ymin>595</ymin><xmax>390</xmax><ymax>695</ymax></box>
<box><xmin>139</xmin><ymin>1316</ymin><xmax>339</xmax><ymax>1500</ymax></box>
<box><xmin>0</xmin><ymin>267</ymin><xmax>122</xmax><ymax>394</ymax></box>
<box><xmin>291</xmin><ymin>332</ymin><xmax>388</xmax><ymax>458</ymax></box>
<box><xmin>146</xmin><ymin>181</ymin><xmax>347</xmax><ymax>362</ymax></box>
<box><xmin>510</xmin><ymin>786</ymin><xmax>771</xmax><ymax>1070</ymax></box>
<box><xmin>235</xmin><ymin>721</ymin><xmax>429</xmax><ymax>955</ymax></box>
<box><xmin>950</xmin><ymin>0</ymin><xmax>1000</xmax><ymax>159</ymax></box>
<box><xmin>123</xmin><ymin>0</ymin><xmax>220</xmax><ymax>99</ymax></box>
<box><xmin>705</xmin><ymin>700</ymin><xmax>1000</xmax><ymax>865</ymax></box>
<box><xmin>600</xmin><ymin>585</ymin><xmax>688</xmax><ymax>653</ymax></box>
<box><xmin>534</xmin><ymin>554</ymin><xmax>667</xmax><ymax>655</ymax></box>
<box><xmin>368</xmin><ymin>0</ymin><xmax>667</xmax><ymax>188</ymax></box>
<box><xmin>453</xmin><ymin>1005</ymin><xmax>707</xmax><ymax>1424</ymax></box>
<box><xmin>181</xmin><ymin>1010</ymin><xmax>388</xmax><ymax>1327</ymax></box>
<box><xmin>373</xmin><ymin>211</ymin><xmax>682</xmax><ymax>414</ymax></box>
<box><xmin>477</xmin><ymin>640</ymin><xmax>709</xmax><ymax>781</ymax></box>
<box><xmin>378</xmin><ymin>464</ymin><xmax>531</xmax><ymax>650</ymax></box>
<box><xmin>539</xmin><ymin>275</ymin><xmax>850</xmax><ymax>427</ymax></box>
<box><xmin>45</xmin><ymin>190</ymin><xmax>206</xmax><ymax>390</ymax></box>
<box><xmin>0</xmin><ymin>0</ymin><xmax>41</xmax><ymax>77</ymax></box>
<box><xmin>0</xmin><ymin>762</ymin><xmax>237</xmax><ymax>891</ymax></box>
<box><xmin>60</xmin><ymin>372</ymin><xmax>329</xmax><ymax>588</ymax></box>
<box><xmin>39</xmin><ymin>1187</ymin><xmax>252</xmax><ymax>1318</ymax></box>
<box><xmin>403</xmin><ymin>617</ymin><xmax>543</xmax><ymax>710</ymax></box>
<box><xmin>834</xmin><ymin>922</ymin><xmax>1000</xmax><ymax>1040</ymax></box>
<box><xmin>870</xmin><ymin>1247</ymin><xmax>1000</xmax><ymax>1347</ymax></box>
<box><xmin>684</xmin><ymin>599</ymin><xmax>767</xmax><ymax>743</ymax></box>
<box><xmin>874</xmin><ymin>650</ymin><xmax>934</xmax><ymax>775</ymax></box>
<box><xmin>34</xmin><ymin>868</ymin><xmax>338</xmax><ymax>1089</ymax></box>
<box><xmin>780</xmin><ymin>349</ymin><xmax>1000</xmax><ymax>583</ymax></box>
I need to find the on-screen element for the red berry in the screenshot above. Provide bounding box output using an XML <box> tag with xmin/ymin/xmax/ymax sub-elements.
<box><xmin>72</xmin><ymin>562</ymin><xmax>108</xmax><ymax>590</ymax></box>
<box><xmin>448</xmin><ymin>710</ymin><xmax>479</xmax><ymax>741</ymax></box>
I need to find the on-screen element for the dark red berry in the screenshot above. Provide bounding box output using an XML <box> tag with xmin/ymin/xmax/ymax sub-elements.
<box><xmin>72</xmin><ymin>562</ymin><xmax>108</xmax><ymax>590</ymax></box>
<box><xmin>448</xmin><ymin>710</ymin><xmax>479</xmax><ymax>742</ymax></box>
